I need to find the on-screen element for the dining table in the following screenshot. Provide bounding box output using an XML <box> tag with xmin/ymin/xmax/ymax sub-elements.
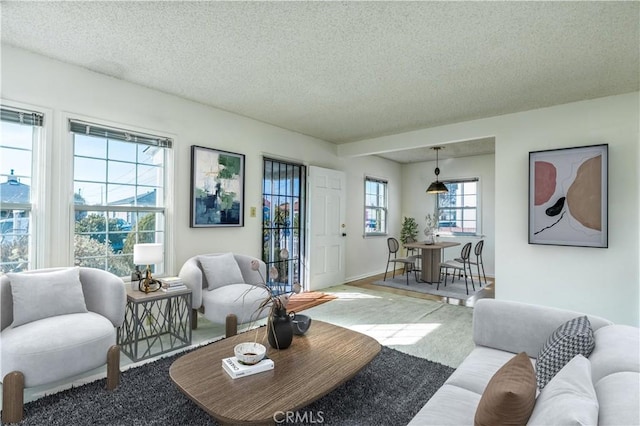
<box><xmin>404</xmin><ymin>240</ymin><xmax>460</xmax><ymax>284</ymax></box>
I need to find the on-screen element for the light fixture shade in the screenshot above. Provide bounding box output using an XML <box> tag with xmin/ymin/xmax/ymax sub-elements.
<box><xmin>426</xmin><ymin>181</ymin><xmax>448</xmax><ymax>194</ymax></box>
<box><xmin>133</xmin><ymin>243</ymin><xmax>163</xmax><ymax>265</ymax></box>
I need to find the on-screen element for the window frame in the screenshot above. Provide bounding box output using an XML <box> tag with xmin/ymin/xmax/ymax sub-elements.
<box><xmin>0</xmin><ymin>104</ymin><xmax>45</xmax><ymax>272</ymax></box>
<box><xmin>69</xmin><ymin>117</ymin><xmax>175</xmax><ymax>278</ymax></box>
<box><xmin>436</xmin><ymin>178</ymin><xmax>480</xmax><ymax>236</ymax></box>
<box><xmin>364</xmin><ymin>176</ymin><xmax>388</xmax><ymax>236</ymax></box>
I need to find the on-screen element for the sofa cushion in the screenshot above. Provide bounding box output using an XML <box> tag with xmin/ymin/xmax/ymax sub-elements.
<box><xmin>408</xmin><ymin>383</ymin><xmax>482</xmax><ymax>426</ymax></box>
<box><xmin>199</xmin><ymin>253</ymin><xmax>245</xmax><ymax>291</ymax></box>
<box><xmin>446</xmin><ymin>346</ymin><xmax>525</xmax><ymax>395</ymax></box>
<box><xmin>7</xmin><ymin>267</ymin><xmax>88</xmax><ymax>327</ymax></box>
<box><xmin>527</xmin><ymin>355</ymin><xmax>598</xmax><ymax>425</ymax></box>
<box><xmin>0</xmin><ymin>312</ymin><xmax>116</xmax><ymax>387</ymax></box>
<box><xmin>594</xmin><ymin>372</ymin><xmax>640</xmax><ymax>426</ymax></box>
<box><xmin>589</xmin><ymin>324</ymin><xmax>640</xmax><ymax>383</ymax></box>
<box><xmin>536</xmin><ymin>315</ymin><xmax>595</xmax><ymax>389</ymax></box>
<box><xmin>474</xmin><ymin>352</ymin><xmax>536</xmax><ymax>426</ymax></box>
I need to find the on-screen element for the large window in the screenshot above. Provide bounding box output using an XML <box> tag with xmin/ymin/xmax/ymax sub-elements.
<box><xmin>364</xmin><ymin>177</ymin><xmax>387</xmax><ymax>235</ymax></box>
<box><xmin>437</xmin><ymin>179</ymin><xmax>479</xmax><ymax>235</ymax></box>
<box><xmin>0</xmin><ymin>107</ymin><xmax>43</xmax><ymax>273</ymax></box>
<box><xmin>71</xmin><ymin>120</ymin><xmax>172</xmax><ymax>277</ymax></box>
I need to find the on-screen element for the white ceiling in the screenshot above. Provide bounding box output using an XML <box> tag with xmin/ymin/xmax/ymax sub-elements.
<box><xmin>1</xmin><ymin>1</ymin><xmax>638</xmax><ymax>163</ymax></box>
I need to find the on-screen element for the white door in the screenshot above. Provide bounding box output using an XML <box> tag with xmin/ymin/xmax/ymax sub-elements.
<box><xmin>307</xmin><ymin>166</ymin><xmax>346</xmax><ymax>291</ymax></box>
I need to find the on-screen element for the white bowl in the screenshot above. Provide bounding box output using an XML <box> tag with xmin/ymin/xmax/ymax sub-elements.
<box><xmin>234</xmin><ymin>342</ymin><xmax>266</xmax><ymax>365</ymax></box>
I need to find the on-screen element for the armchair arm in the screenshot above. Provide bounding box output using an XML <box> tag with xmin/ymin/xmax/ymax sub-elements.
<box><xmin>179</xmin><ymin>257</ymin><xmax>203</xmax><ymax>309</ymax></box>
<box><xmin>79</xmin><ymin>267</ymin><xmax>126</xmax><ymax>327</ymax></box>
<box><xmin>473</xmin><ymin>299</ymin><xmax>613</xmax><ymax>357</ymax></box>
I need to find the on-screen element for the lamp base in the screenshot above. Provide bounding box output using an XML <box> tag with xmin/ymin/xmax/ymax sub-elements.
<box><xmin>139</xmin><ymin>278</ymin><xmax>162</xmax><ymax>293</ymax></box>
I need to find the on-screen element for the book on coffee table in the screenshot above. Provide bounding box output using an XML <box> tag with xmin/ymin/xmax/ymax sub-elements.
<box><xmin>222</xmin><ymin>356</ymin><xmax>274</xmax><ymax>379</ymax></box>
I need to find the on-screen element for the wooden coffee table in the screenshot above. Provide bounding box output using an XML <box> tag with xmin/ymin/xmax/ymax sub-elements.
<box><xmin>169</xmin><ymin>320</ymin><xmax>381</xmax><ymax>425</ymax></box>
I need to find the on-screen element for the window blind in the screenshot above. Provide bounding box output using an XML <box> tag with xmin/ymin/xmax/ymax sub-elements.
<box><xmin>69</xmin><ymin>119</ymin><xmax>172</xmax><ymax>148</ymax></box>
<box><xmin>1</xmin><ymin>107</ymin><xmax>44</xmax><ymax>126</ymax></box>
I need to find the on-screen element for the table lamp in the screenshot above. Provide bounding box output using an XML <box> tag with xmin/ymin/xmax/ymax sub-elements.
<box><xmin>133</xmin><ymin>243</ymin><xmax>163</xmax><ymax>293</ymax></box>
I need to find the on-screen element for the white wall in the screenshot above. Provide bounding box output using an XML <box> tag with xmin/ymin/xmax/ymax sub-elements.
<box><xmin>340</xmin><ymin>92</ymin><xmax>639</xmax><ymax>326</ymax></box>
<box><xmin>1</xmin><ymin>45</ymin><xmax>400</xmax><ymax>283</ymax></box>
<box><xmin>402</xmin><ymin>153</ymin><xmax>495</xmax><ymax>277</ymax></box>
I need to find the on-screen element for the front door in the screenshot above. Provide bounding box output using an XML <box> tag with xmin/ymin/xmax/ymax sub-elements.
<box><xmin>307</xmin><ymin>166</ymin><xmax>346</xmax><ymax>290</ymax></box>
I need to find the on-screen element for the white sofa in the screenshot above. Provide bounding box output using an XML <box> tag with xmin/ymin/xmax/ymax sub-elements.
<box><xmin>409</xmin><ymin>299</ymin><xmax>640</xmax><ymax>425</ymax></box>
<box><xmin>179</xmin><ymin>253</ymin><xmax>271</xmax><ymax>332</ymax></box>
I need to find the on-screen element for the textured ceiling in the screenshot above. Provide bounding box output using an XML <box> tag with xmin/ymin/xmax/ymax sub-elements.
<box><xmin>1</xmin><ymin>1</ymin><xmax>638</xmax><ymax>163</ymax></box>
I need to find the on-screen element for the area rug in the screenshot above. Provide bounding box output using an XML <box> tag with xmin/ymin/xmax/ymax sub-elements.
<box><xmin>16</xmin><ymin>346</ymin><xmax>454</xmax><ymax>426</ymax></box>
<box><xmin>373</xmin><ymin>274</ymin><xmax>482</xmax><ymax>299</ymax></box>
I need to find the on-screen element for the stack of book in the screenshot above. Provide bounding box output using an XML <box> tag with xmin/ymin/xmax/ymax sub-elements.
<box><xmin>160</xmin><ymin>277</ymin><xmax>187</xmax><ymax>292</ymax></box>
<box><xmin>222</xmin><ymin>356</ymin><xmax>274</xmax><ymax>379</ymax></box>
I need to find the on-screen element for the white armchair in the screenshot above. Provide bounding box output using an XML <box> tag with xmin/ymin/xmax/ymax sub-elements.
<box><xmin>178</xmin><ymin>253</ymin><xmax>272</xmax><ymax>334</ymax></box>
<box><xmin>0</xmin><ymin>267</ymin><xmax>126</xmax><ymax>423</ymax></box>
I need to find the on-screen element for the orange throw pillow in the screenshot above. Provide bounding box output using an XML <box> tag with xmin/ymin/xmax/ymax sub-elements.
<box><xmin>474</xmin><ymin>352</ymin><xmax>537</xmax><ymax>426</ymax></box>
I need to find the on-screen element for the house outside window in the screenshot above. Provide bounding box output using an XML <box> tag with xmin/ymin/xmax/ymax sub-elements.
<box><xmin>364</xmin><ymin>177</ymin><xmax>387</xmax><ymax>235</ymax></box>
<box><xmin>437</xmin><ymin>179</ymin><xmax>479</xmax><ymax>235</ymax></box>
<box><xmin>0</xmin><ymin>107</ymin><xmax>43</xmax><ymax>273</ymax></box>
<box><xmin>70</xmin><ymin>120</ymin><xmax>172</xmax><ymax>277</ymax></box>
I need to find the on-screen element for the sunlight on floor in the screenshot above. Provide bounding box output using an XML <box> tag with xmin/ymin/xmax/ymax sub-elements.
<box><xmin>325</xmin><ymin>291</ymin><xmax>382</xmax><ymax>300</ymax></box>
<box><xmin>350</xmin><ymin>323</ymin><xmax>441</xmax><ymax>345</ymax></box>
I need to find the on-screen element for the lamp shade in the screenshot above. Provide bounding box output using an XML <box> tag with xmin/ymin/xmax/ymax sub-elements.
<box><xmin>133</xmin><ymin>243</ymin><xmax>163</xmax><ymax>265</ymax></box>
<box><xmin>426</xmin><ymin>181</ymin><xmax>449</xmax><ymax>194</ymax></box>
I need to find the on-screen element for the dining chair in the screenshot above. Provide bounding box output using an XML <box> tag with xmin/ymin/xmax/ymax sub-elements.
<box><xmin>384</xmin><ymin>237</ymin><xmax>417</xmax><ymax>286</ymax></box>
<box><xmin>454</xmin><ymin>239</ymin><xmax>487</xmax><ymax>286</ymax></box>
<box><xmin>439</xmin><ymin>242</ymin><xmax>475</xmax><ymax>294</ymax></box>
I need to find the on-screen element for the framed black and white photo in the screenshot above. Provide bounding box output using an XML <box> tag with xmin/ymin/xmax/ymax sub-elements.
<box><xmin>190</xmin><ymin>145</ymin><xmax>245</xmax><ymax>227</ymax></box>
<box><xmin>529</xmin><ymin>144</ymin><xmax>608</xmax><ymax>248</ymax></box>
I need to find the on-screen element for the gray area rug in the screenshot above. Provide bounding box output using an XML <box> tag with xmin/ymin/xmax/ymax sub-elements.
<box><xmin>373</xmin><ymin>274</ymin><xmax>481</xmax><ymax>299</ymax></box>
<box><xmin>16</xmin><ymin>346</ymin><xmax>454</xmax><ymax>426</ymax></box>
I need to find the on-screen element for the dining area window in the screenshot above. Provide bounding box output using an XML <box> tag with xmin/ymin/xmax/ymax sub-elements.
<box><xmin>364</xmin><ymin>177</ymin><xmax>387</xmax><ymax>236</ymax></box>
<box><xmin>437</xmin><ymin>179</ymin><xmax>479</xmax><ymax>235</ymax></box>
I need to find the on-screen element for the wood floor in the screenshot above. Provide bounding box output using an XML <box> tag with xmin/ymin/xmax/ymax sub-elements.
<box><xmin>346</xmin><ymin>270</ymin><xmax>495</xmax><ymax>307</ymax></box>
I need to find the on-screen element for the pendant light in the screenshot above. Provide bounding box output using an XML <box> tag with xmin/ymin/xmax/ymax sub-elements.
<box><xmin>426</xmin><ymin>147</ymin><xmax>448</xmax><ymax>194</ymax></box>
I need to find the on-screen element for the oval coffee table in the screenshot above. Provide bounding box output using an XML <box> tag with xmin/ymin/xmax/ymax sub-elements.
<box><xmin>170</xmin><ymin>320</ymin><xmax>381</xmax><ymax>425</ymax></box>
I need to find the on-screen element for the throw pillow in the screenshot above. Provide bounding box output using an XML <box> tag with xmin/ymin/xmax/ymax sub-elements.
<box><xmin>199</xmin><ymin>253</ymin><xmax>245</xmax><ymax>290</ymax></box>
<box><xmin>536</xmin><ymin>315</ymin><xmax>595</xmax><ymax>389</ymax></box>
<box><xmin>474</xmin><ymin>352</ymin><xmax>537</xmax><ymax>426</ymax></box>
<box><xmin>7</xmin><ymin>267</ymin><xmax>88</xmax><ymax>327</ymax></box>
<box><xmin>528</xmin><ymin>355</ymin><xmax>599</xmax><ymax>425</ymax></box>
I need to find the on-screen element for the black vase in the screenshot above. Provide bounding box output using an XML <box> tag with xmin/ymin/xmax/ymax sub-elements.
<box><xmin>267</xmin><ymin>307</ymin><xmax>294</xmax><ymax>349</ymax></box>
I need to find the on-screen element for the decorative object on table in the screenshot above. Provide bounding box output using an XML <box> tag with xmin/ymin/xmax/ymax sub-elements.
<box><xmin>189</xmin><ymin>145</ymin><xmax>245</xmax><ymax>228</ymax></box>
<box><xmin>222</xmin><ymin>355</ymin><xmax>274</xmax><ymax>379</ymax></box>
<box><xmin>292</xmin><ymin>313</ymin><xmax>312</xmax><ymax>335</ymax></box>
<box><xmin>426</xmin><ymin>146</ymin><xmax>448</xmax><ymax>194</ymax></box>
<box><xmin>234</xmin><ymin>342</ymin><xmax>266</xmax><ymax>365</ymax></box>
<box><xmin>248</xmin><ymin>258</ymin><xmax>302</xmax><ymax>350</ymax></box>
<box><xmin>159</xmin><ymin>276</ymin><xmax>187</xmax><ymax>293</ymax></box>
<box><xmin>133</xmin><ymin>243</ymin><xmax>163</xmax><ymax>293</ymax></box>
<box><xmin>528</xmin><ymin>144</ymin><xmax>608</xmax><ymax>248</ymax></box>
<box><xmin>423</xmin><ymin>213</ymin><xmax>439</xmax><ymax>244</ymax></box>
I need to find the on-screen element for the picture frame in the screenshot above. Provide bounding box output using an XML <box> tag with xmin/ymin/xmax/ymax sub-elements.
<box><xmin>528</xmin><ymin>144</ymin><xmax>608</xmax><ymax>248</ymax></box>
<box><xmin>190</xmin><ymin>145</ymin><xmax>245</xmax><ymax>227</ymax></box>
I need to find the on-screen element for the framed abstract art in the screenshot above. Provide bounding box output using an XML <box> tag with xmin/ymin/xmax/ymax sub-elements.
<box><xmin>529</xmin><ymin>144</ymin><xmax>608</xmax><ymax>248</ymax></box>
<box><xmin>190</xmin><ymin>145</ymin><xmax>245</xmax><ymax>227</ymax></box>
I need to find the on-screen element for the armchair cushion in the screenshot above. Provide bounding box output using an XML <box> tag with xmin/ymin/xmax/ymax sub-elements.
<box><xmin>6</xmin><ymin>267</ymin><xmax>88</xmax><ymax>328</ymax></box>
<box><xmin>199</xmin><ymin>252</ymin><xmax>245</xmax><ymax>291</ymax></box>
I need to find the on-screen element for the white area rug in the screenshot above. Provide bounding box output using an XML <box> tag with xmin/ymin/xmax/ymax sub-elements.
<box><xmin>373</xmin><ymin>273</ymin><xmax>482</xmax><ymax>299</ymax></box>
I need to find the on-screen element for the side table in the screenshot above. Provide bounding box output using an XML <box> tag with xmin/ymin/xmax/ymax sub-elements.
<box><xmin>117</xmin><ymin>286</ymin><xmax>192</xmax><ymax>362</ymax></box>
